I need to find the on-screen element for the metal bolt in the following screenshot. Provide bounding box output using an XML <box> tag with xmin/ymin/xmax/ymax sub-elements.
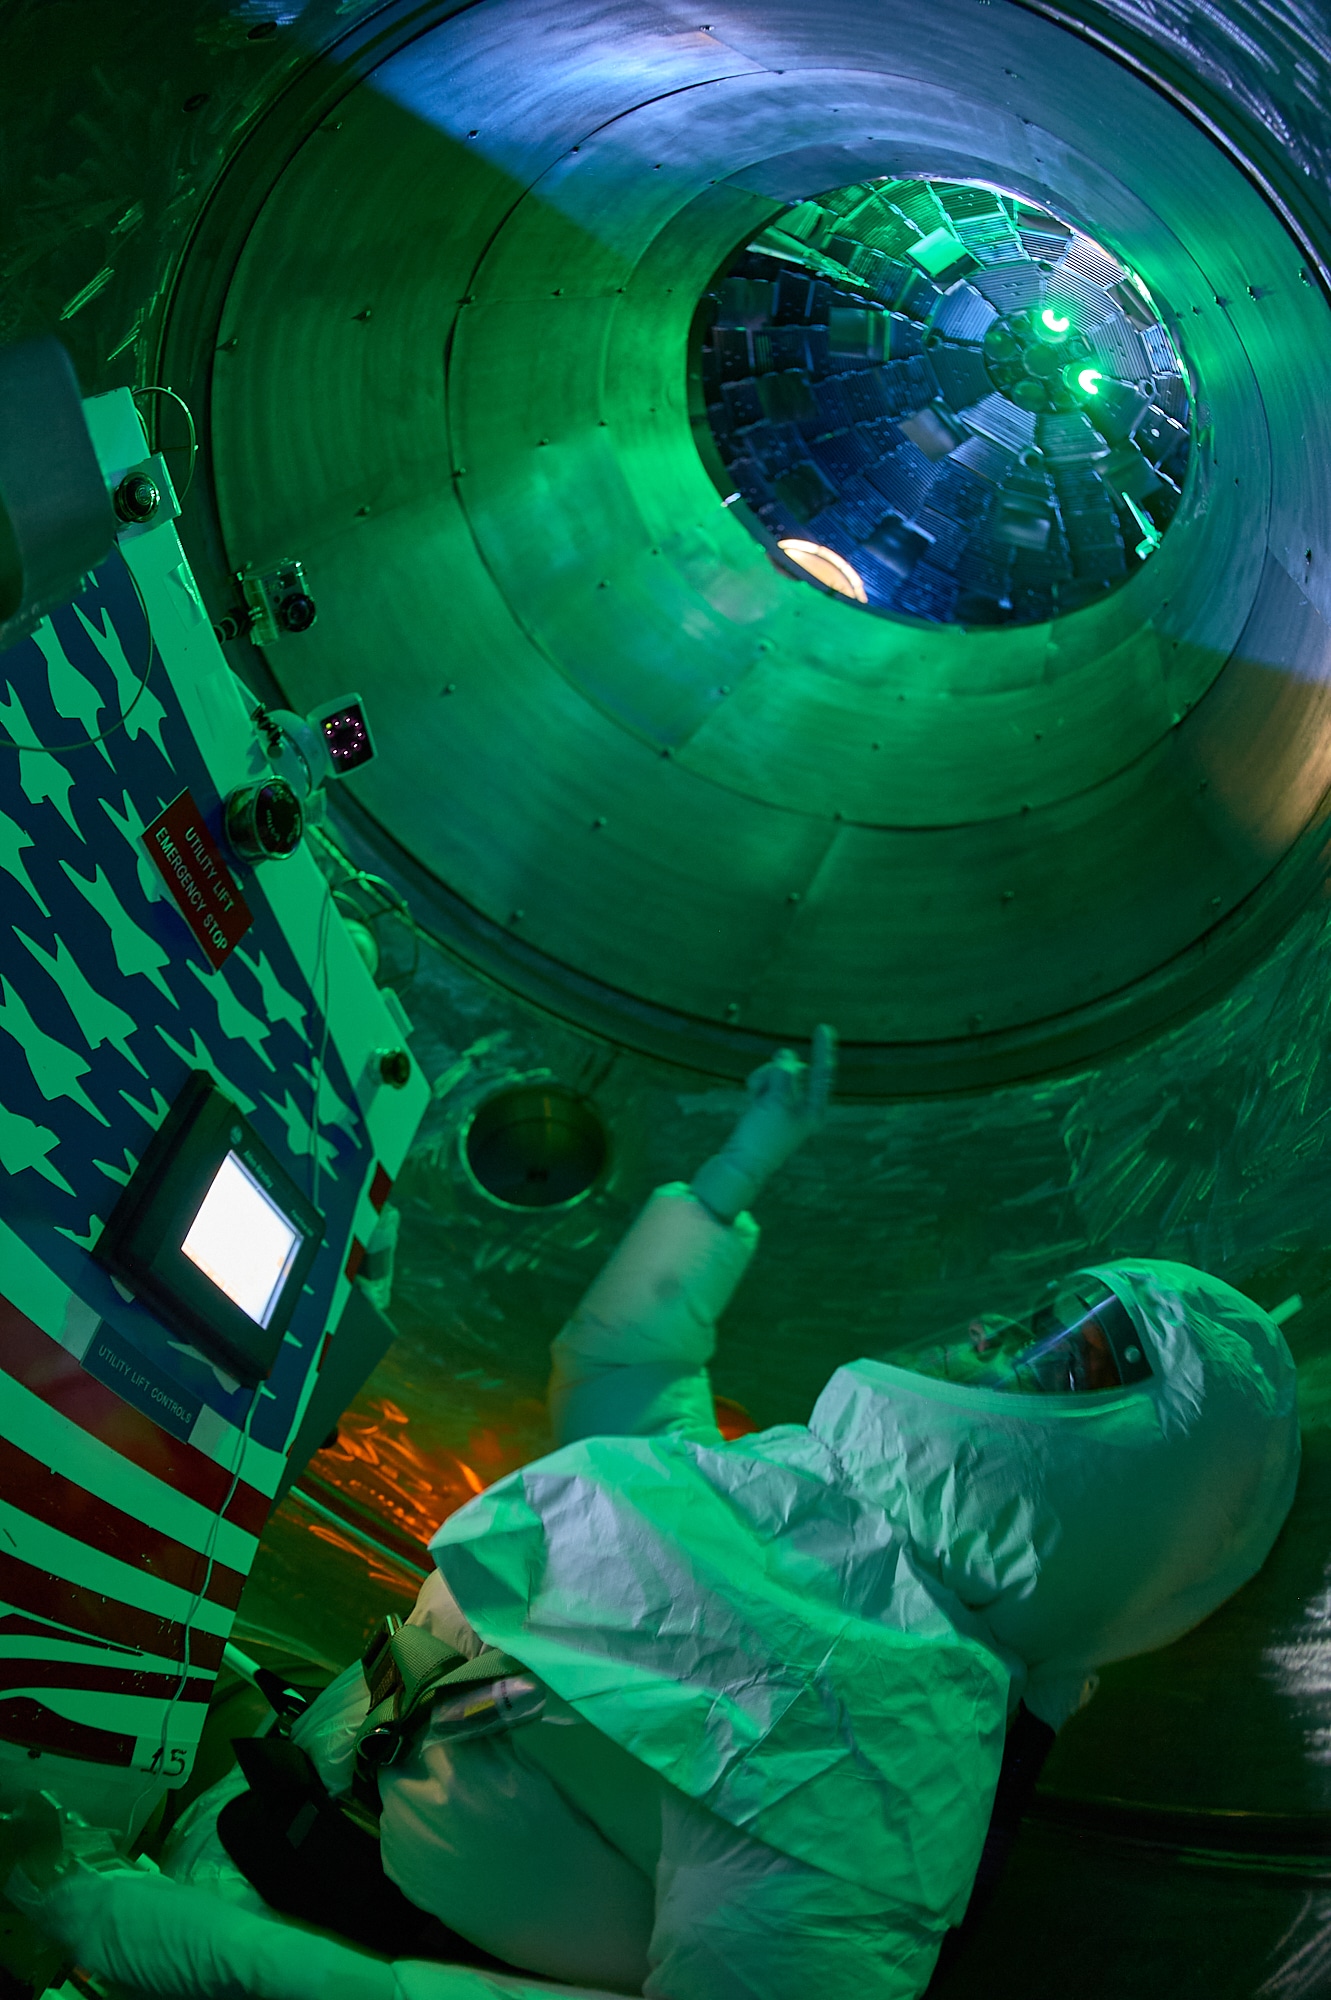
<box><xmin>442</xmin><ymin>682</ymin><xmax>457</xmax><ymax>695</ymax></box>
<box><xmin>510</xmin><ymin>908</ymin><xmax>524</xmax><ymax>922</ymax></box>
<box><xmin>592</xmin><ymin>816</ymin><xmax>607</xmax><ymax>828</ymax></box>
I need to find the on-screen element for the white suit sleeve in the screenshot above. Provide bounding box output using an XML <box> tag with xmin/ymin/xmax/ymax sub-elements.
<box><xmin>8</xmin><ymin>1862</ymin><xmax>628</xmax><ymax>2000</ymax></box>
<box><xmin>644</xmin><ymin>1793</ymin><xmax>946</xmax><ymax>2000</ymax></box>
<box><xmin>549</xmin><ymin>1184</ymin><xmax>758</xmax><ymax>1448</ymax></box>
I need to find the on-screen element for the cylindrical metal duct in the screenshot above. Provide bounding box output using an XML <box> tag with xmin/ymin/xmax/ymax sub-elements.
<box><xmin>171</xmin><ymin>0</ymin><xmax>1331</xmax><ymax>1092</ymax></box>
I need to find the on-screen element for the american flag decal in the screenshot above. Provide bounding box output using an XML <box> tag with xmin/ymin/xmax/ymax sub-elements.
<box><xmin>0</xmin><ymin>485</ymin><xmax>394</xmax><ymax>1792</ymax></box>
<box><xmin>0</xmin><ymin>1284</ymin><xmax>265</xmax><ymax>1772</ymax></box>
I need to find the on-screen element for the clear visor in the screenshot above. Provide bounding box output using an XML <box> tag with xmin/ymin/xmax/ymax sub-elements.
<box><xmin>886</xmin><ymin>1280</ymin><xmax>1152</xmax><ymax>1395</ymax></box>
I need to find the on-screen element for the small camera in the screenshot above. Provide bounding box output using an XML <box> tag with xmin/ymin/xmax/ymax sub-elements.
<box><xmin>237</xmin><ymin>558</ymin><xmax>317</xmax><ymax>647</ymax></box>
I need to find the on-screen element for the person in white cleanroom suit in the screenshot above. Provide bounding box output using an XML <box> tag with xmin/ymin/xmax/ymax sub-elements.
<box><xmin>1</xmin><ymin>1027</ymin><xmax>1302</xmax><ymax>2000</ymax></box>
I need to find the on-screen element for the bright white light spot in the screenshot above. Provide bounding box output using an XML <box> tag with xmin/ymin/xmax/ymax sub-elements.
<box><xmin>1040</xmin><ymin>306</ymin><xmax>1070</xmax><ymax>334</ymax></box>
<box><xmin>777</xmin><ymin>540</ymin><xmax>868</xmax><ymax>602</ymax></box>
<box><xmin>1077</xmin><ymin>366</ymin><xmax>1103</xmax><ymax>395</ymax></box>
<box><xmin>182</xmin><ymin>1151</ymin><xmax>300</xmax><ymax>1326</ymax></box>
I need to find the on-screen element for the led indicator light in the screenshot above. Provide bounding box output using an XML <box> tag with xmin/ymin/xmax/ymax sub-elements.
<box><xmin>1077</xmin><ymin>366</ymin><xmax>1103</xmax><ymax>395</ymax></box>
<box><xmin>1040</xmin><ymin>307</ymin><xmax>1070</xmax><ymax>335</ymax></box>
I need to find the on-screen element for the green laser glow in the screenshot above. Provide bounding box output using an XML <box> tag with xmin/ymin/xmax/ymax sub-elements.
<box><xmin>1077</xmin><ymin>366</ymin><xmax>1103</xmax><ymax>395</ymax></box>
<box><xmin>1040</xmin><ymin>307</ymin><xmax>1070</xmax><ymax>335</ymax></box>
<box><xmin>1122</xmin><ymin>492</ymin><xmax>1162</xmax><ymax>559</ymax></box>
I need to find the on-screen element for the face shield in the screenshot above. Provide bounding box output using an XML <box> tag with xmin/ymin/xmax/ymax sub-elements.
<box><xmin>888</xmin><ymin>1277</ymin><xmax>1153</xmax><ymax>1395</ymax></box>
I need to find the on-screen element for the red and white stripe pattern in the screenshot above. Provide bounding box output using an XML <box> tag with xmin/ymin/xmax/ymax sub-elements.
<box><xmin>0</xmin><ymin>1225</ymin><xmax>278</xmax><ymax>1778</ymax></box>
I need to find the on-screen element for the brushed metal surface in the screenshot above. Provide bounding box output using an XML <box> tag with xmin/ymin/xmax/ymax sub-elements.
<box><xmin>202</xmin><ymin>0</ymin><xmax>1331</xmax><ymax>1078</ymax></box>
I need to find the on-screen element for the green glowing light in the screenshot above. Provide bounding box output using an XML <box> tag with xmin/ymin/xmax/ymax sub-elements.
<box><xmin>1040</xmin><ymin>306</ymin><xmax>1070</xmax><ymax>335</ymax></box>
<box><xmin>1077</xmin><ymin>366</ymin><xmax>1103</xmax><ymax>396</ymax></box>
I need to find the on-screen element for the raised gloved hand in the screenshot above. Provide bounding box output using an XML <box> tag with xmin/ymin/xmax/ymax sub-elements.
<box><xmin>691</xmin><ymin>1024</ymin><xmax>837</xmax><ymax>1224</ymax></box>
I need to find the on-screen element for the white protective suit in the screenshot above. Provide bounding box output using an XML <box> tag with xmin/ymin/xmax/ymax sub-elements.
<box><xmin>429</xmin><ymin>1187</ymin><xmax>1301</xmax><ymax>1987</ymax></box>
<box><xmin>6</xmin><ymin>1183</ymin><xmax>1300</xmax><ymax>2000</ymax></box>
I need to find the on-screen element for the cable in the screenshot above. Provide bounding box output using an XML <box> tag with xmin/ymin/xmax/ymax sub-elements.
<box><xmin>0</xmin><ymin>548</ymin><xmax>155</xmax><ymax>754</ymax></box>
<box><xmin>308</xmin><ymin>883</ymin><xmax>335</xmax><ymax>1218</ymax></box>
<box><xmin>131</xmin><ymin>383</ymin><xmax>198</xmax><ymax>500</ymax></box>
<box><xmin>138</xmin><ymin>1383</ymin><xmax>261</xmax><ymax>1815</ymax></box>
<box><xmin>310</xmin><ymin>823</ymin><xmax>423</xmax><ymax>989</ymax></box>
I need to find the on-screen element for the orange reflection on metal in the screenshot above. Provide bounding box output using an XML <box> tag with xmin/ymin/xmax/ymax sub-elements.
<box><xmin>302</xmin><ymin>1516</ymin><xmax>421</xmax><ymax>1596</ymax></box>
<box><xmin>302</xmin><ymin>1395</ymin><xmax>544</xmax><ymax>1571</ymax></box>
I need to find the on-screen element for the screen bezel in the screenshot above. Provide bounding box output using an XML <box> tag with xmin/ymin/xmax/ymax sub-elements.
<box><xmin>95</xmin><ymin>1072</ymin><xmax>324</xmax><ymax>1385</ymax></box>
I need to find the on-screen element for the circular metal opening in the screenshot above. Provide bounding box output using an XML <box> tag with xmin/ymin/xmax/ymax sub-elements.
<box><xmin>697</xmin><ymin>178</ymin><xmax>1191</xmax><ymax>627</ymax></box>
<box><xmin>460</xmin><ymin>1084</ymin><xmax>609</xmax><ymax>1210</ymax></box>
<box><xmin>186</xmin><ymin>0</ymin><xmax>1331</xmax><ymax>1088</ymax></box>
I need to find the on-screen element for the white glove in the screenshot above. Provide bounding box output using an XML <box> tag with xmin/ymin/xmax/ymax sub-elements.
<box><xmin>691</xmin><ymin>1025</ymin><xmax>837</xmax><ymax>1224</ymax></box>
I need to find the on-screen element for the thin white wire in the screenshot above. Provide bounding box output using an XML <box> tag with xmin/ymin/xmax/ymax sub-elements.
<box><xmin>308</xmin><ymin>884</ymin><xmax>335</xmax><ymax>1218</ymax></box>
<box><xmin>134</xmin><ymin>1384</ymin><xmax>261</xmax><ymax>1822</ymax></box>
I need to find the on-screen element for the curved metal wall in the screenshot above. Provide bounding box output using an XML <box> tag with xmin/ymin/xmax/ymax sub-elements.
<box><xmin>189</xmin><ymin>0</ymin><xmax>1331</xmax><ymax>1089</ymax></box>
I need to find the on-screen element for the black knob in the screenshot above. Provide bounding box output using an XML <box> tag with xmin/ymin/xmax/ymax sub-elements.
<box><xmin>378</xmin><ymin>1049</ymin><xmax>412</xmax><ymax>1089</ymax></box>
<box><xmin>212</xmin><ymin>605</ymin><xmax>252</xmax><ymax>643</ymax></box>
<box><xmin>114</xmin><ymin>471</ymin><xmax>160</xmax><ymax>523</ymax></box>
<box><xmin>277</xmin><ymin>591</ymin><xmax>317</xmax><ymax>633</ymax></box>
<box><xmin>224</xmin><ymin>778</ymin><xmax>304</xmax><ymax>862</ymax></box>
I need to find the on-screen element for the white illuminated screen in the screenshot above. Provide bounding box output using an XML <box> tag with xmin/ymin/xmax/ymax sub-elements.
<box><xmin>181</xmin><ymin>1152</ymin><xmax>301</xmax><ymax>1327</ymax></box>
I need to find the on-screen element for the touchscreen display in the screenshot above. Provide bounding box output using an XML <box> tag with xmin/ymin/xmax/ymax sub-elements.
<box><xmin>181</xmin><ymin>1151</ymin><xmax>301</xmax><ymax>1328</ymax></box>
